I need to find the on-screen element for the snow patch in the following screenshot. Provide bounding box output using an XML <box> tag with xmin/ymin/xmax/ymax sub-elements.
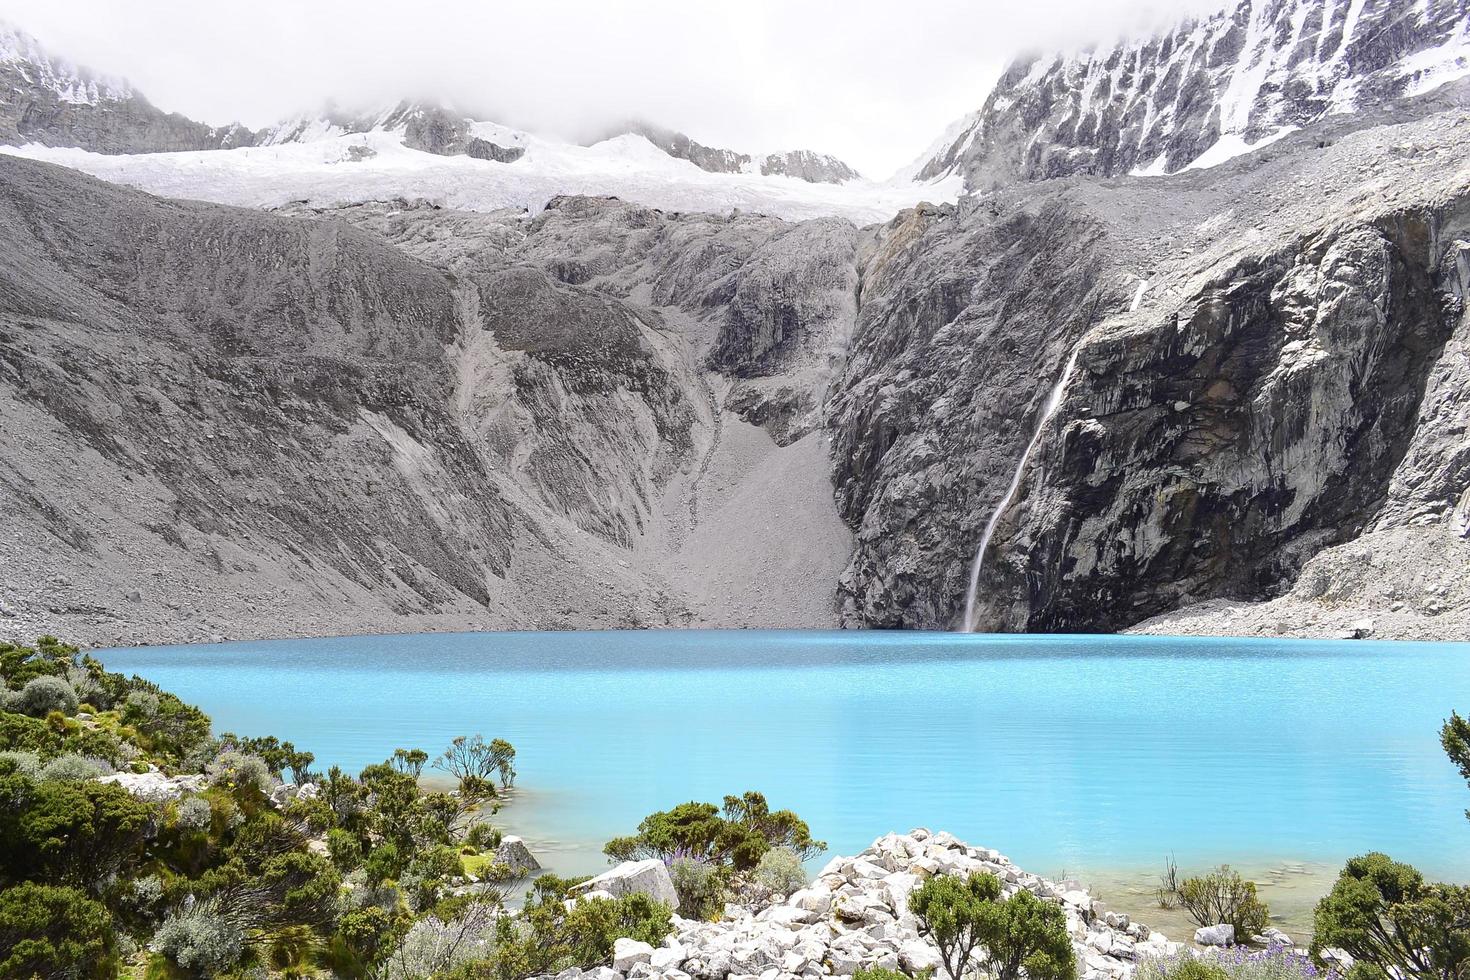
<box><xmin>1</xmin><ymin>131</ymin><xmax>959</xmax><ymax>225</ymax></box>
<box><xmin>1184</xmin><ymin>125</ymin><xmax>1299</xmax><ymax>172</ymax></box>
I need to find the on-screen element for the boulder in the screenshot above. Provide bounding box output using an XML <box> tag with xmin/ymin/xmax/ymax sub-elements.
<box><xmin>1195</xmin><ymin>924</ymin><xmax>1235</xmax><ymax>946</ymax></box>
<box><xmin>651</xmin><ymin>943</ymin><xmax>687</xmax><ymax>971</ymax></box>
<box><xmin>612</xmin><ymin>938</ymin><xmax>654</xmax><ymax>972</ymax></box>
<box><xmin>97</xmin><ymin>770</ymin><xmax>206</xmax><ymax>803</ymax></box>
<box><xmin>573</xmin><ymin>859</ymin><xmax>679</xmax><ymax>911</ymax></box>
<box><xmin>495</xmin><ymin>835</ymin><xmax>541</xmax><ymax>877</ymax></box>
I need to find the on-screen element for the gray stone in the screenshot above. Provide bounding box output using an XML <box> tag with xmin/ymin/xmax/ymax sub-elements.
<box><xmin>494</xmin><ymin>835</ymin><xmax>541</xmax><ymax>877</ymax></box>
<box><xmin>612</xmin><ymin>938</ymin><xmax>654</xmax><ymax>972</ymax></box>
<box><xmin>573</xmin><ymin>859</ymin><xmax>680</xmax><ymax>911</ymax></box>
<box><xmin>1195</xmin><ymin>924</ymin><xmax>1235</xmax><ymax>947</ymax></box>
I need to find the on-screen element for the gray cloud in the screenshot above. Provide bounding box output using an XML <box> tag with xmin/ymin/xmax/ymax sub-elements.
<box><xmin>1</xmin><ymin>0</ymin><xmax>1228</xmax><ymax>178</ymax></box>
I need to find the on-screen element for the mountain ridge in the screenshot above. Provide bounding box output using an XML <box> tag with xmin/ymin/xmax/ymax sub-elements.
<box><xmin>909</xmin><ymin>0</ymin><xmax>1470</xmax><ymax>188</ymax></box>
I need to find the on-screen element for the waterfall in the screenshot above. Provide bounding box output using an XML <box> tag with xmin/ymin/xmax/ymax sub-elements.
<box><xmin>960</xmin><ymin>338</ymin><xmax>1087</xmax><ymax>633</ymax></box>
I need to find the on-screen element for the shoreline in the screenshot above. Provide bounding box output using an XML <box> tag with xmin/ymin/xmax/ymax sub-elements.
<box><xmin>488</xmin><ymin>782</ymin><xmax>1338</xmax><ymax>941</ymax></box>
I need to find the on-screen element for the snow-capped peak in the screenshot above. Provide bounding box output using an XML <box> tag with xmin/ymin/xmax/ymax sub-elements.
<box><xmin>0</xmin><ymin>20</ymin><xmax>132</xmax><ymax>105</ymax></box>
<box><xmin>910</xmin><ymin>0</ymin><xmax>1470</xmax><ymax>188</ymax></box>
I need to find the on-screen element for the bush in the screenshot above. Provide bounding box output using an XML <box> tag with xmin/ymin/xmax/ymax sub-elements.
<box><xmin>175</xmin><ymin>796</ymin><xmax>212</xmax><ymax>833</ymax></box>
<box><xmin>604</xmin><ymin>791</ymin><xmax>825</xmax><ymax>874</ymax></box>
<box><xmin>0</xmin><ymin>881</ymin><xmax>117</xmax><ymax>979</ymax></box>
<box><xmin>151</xmin><ymin>897</ymin><xmax>246</xmax><ymax>974</ymax></box>
<box><xmin>1312</xmin><ymin>852</ymin><xmax>1469</xmax><ymax>980</ymax></box>
<box><xmin>38</xmin><ymin>752</ymin><xmax>109</xmax><ymax>783</ymax></box>
<box><xmin>909</xmin><ymin>873</ymin><xmax>1076</xmax><ymax>980</ymax></box>
<box><xmin>328</xmin><ymin>827</ymin><xmax>364</xmax><ymax>872</ymax></box>
<box><xmin>1138</xmin><ymin>947</ymin><xmax>1334</xmax><ymax>980</ymax></box>
<box><xmin>9</xmin><ymin>676</ymin><xmax>79</xmax><ymax>717</ymax></box>
<box><xmin>752</xmin><ymin>846</ymin><xmax>807</xmax><ymax>898</ymax></box>
<box><xmin>207</xmin><ymin>750</ymin><xmax>276</xmax><ymax>794</ymax></box>
<box><xmin>380</xmin><ymin>899</ymin><xmax>501</xmax><ymax>980</ymax></box>
<box><xmin>464</xmin><ymin>822</ymin><xmax>502</xmax><ymax>851</ymax></box>
<box><xmin>669</xmin><ymin>856</ymin><xmax>727</xmax><ymax>920</ymax></box>
<box><xmin>854</xmin><ymin>970</ymin><xmax>918</xmax><ymax>980</ymax></box>
<box><xmin>1178</xmin><ymin>866</ymin><xmax>1270</xmax><ymax>938</ymax></box>
<box><xmin>0</xmin><ymin>750</ymin><xmax>41</xmax><ymax>777</ymax></box>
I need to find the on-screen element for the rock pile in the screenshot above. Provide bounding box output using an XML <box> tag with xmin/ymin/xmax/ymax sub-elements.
<box><xmin>554</xmin><ymin>829</ymin><xmax>1181</xmax><ymax>980</ymax></box>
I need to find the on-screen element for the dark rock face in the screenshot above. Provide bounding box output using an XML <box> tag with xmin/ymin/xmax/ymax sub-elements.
<box><xmin>466</xmin><ymin>137</ymin><xmax>525</xmax><ymax>163</ymax></box>
<box><xmin>827</xmin><ymin>198</ymin><xmax>1113</xmax><ymax>628</ymax></box>
<box><xmin>836</xmin><ymin>78</ymin><xmax>1470</xmax><ymax>631</ymax></box>
<box><xmin>0</xmin><ymin>24</ymin><xmax>257</xmax><ymax>153</ymax></box>
<box><xmin>913</xmin><ymin>0</ymin><xmax>1470</xmax><ymax>187</ymax></box>
<box><xmin>984</xmin><ymin>204</ymin><xmax>1470</xmax><ymax>632</ymax></box>
<box><xmin>613</xmin><ymin>120</ymin><xmax>861</xmax><ymax>183</ymax></box>
<box><xmin>758</xmin><ymin>149</ymin><xmax>861</xmax><ymax>184</ymax></box>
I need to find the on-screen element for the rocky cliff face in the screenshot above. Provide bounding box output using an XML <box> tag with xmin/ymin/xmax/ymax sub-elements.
<box><xmin>843</xmin><ymin>78</ymin><xmax>1470</xmax><ymax>634</ymax></box>
<box><xmin>912</xmin><ymin>0</ymin><xmax>1470</xmax><ymax>187</ymax></box>
<box><xmin>0</xmin><ymin>23</ymin><xmax>256</xmax><ymax>153</ymax></box>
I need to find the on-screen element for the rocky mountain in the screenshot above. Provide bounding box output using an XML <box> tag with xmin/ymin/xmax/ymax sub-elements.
<box><xmin>910</xmin><ymin>0</ymin><xmax>1470</xmax><ymax>187</ymax></box>
<box><xmin>613</xmin><ymin>120</ymin><xmax>863</xmax><ymax>183</ymax></box>
<box><xmin>3</xmin><ymin>0</ymin><xmax>1470</xmax><ymax>645</ymax></box>
<box><xmin>262</xmin><ymin>101</ymin><xmax>529</xmax><ymax>162</ymax></box>
<box><xmin>0</xmin><ymin>22</ymin><xmax>256</xmax><ymax>153</ymax></box>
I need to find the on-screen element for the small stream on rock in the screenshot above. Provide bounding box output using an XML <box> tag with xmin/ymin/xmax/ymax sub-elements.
<box><xmin>961</xmin><ymin>338</ymin><xmax>1087</xmax><ymax>632</ymax></box>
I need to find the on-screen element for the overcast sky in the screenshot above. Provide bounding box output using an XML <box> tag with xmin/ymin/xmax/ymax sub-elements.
<box><xmin>1</xmin><ymin>0</ymin><xmax>1226</xmax><ymax>179</ymax></box>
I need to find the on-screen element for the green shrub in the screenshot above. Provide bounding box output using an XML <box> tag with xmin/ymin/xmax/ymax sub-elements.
<box><xmin>464</xmin><ymin>821</ymin><xmax>502</xmax><ymax>851</ymax></box>
<box><xmin>175</xmin><ymin>796</ymin><xmax>212</xmax><ymax>833</ymax></box>
<box><xmin>0</xmin><ymin>881</ymin><xmax>117</xmax><ymax>979</ymax></box>
<box><xmin>37</xmin><ymin>752</ymin><xmax>109</xmax><ymax>783</ymax></box>
<box><xmin>1136</xmin><ymin>957</ymin><xmax>1232</xmax><ymax>980</ymax></box>
<box><xmin>9</xmin><ymin>676</ymin><xmax>79</xmax><ymax>717</ymax></box>
<box><xmin>151</xmin><ymin>897</ymin><xmax>245</xmax><ymax>975</ymax></box>
<box><xmin>855</xmin><ymin>970</ymin><xmax>925</xmax><ymax>980</ymax></box>
<box><xmin>328</xmin><ymin>827</ymin><xmax>364</xmax><ymax>872</ymax></box>
<box><xmin>604</xmin><ymin>791</ymin><xmax>824</xmax><ymax>873</ymax></box>
<box><xmin>1312</xmin><ymin>852</ymin><xmax>1470</xmax><ymax>980</ymax></box>
<box><xmin>1178</xmin><ymin>866</ymin><xmax>1270</xmax><ymax>938</ymax></box>
<box><xmin>366</xmin><ymin>843</ymin><xmax>402</xmax><ymax>884</ymax></box>
<box><xmin>669</xmin><ymin>856</ymin><xmax>727</xmax><ymax>920</ymax></box>
<box><xmin>207</xmin><ymin>750</ymin><xmax>275</xmax><ymax>794</ymax></box>
<box><xmin>909</xmin><ymin>872</ymin><xmax>1076</xmax><ymax>980</ymax></box>
<box><xmin>0</xmin><ymin>750</ymin><xmax>41</xmax><ymax>777</ymax></box>
<box><xmin>753</xmin><ymin>846</ymin><xmax>807</xmax><ymax>898</ymax></box>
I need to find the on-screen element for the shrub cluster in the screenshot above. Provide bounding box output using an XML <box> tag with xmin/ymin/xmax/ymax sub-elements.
<box><xmin>0</xmin><ymin>637</ymin><xmax>551</xmax><ymax>978</ymax></box>
<box><xmin>908</xmin><ymin>871</ymin><xmax>1076</xmax><ymax>980</ymax></box>
<box><xmin>605</xmin><ymin>790</ymin><xmax>821</xmax><ymax>915</ymax></box>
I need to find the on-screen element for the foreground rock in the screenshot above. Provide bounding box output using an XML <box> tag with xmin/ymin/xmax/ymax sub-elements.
<box><xmin>573</xmin><ymin>859</ymin><xmax>681</xmax><ymax>912</ymax></box>
<box><xmin>496</xmin><ymin>836</ymin><xmax>542</xmax><ymax>877</ymax></box>
<box><xmin>557</xmin><ymin>830</ymin><xmax>1179</xmax><ymax>980</ymax></box>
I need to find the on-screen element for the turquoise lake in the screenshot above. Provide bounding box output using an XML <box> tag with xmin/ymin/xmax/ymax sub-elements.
<box><xmin>101</xmin><ymin>630</ymin><xmax>1470</xmax><ymax>911</ymax></box>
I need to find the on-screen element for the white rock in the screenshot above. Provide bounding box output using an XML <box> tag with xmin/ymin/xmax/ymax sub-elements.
<box><xmin>573</xmin><ymin>859</ymin><xmax>680</xmax><ymax>911</ymax></box>
<box><xmin>789</xmin><ymin>888</ymin><xmax>832</xmax><ymax>916</ymax></box>
<box><xmin>613</xmin><ymin>938</ymin><xmax>655</xmax><ymax>972</ymax></box>
<box><xmin>97</xmin><ymin>770</ymin><xmax>206</xmax><ymax>802</ymax></box>
<box><xmin>899</xmin><ymin>939</ymin><xmax>941</xmax><ymax>973</ymax></box>
<box><xmin>494</xmin><ymin>835</ymin><xmax>541</xmax><ymax>877</ymax></box>
<box><xmin>1195</xmin><ymin>924</ymin><xmax>1235</xmax><ymax>946</ymax></box>
<box><xmin>761</xmin><ymin>906</ymin><xmax>815</xmax><ymax>928</ymax></box>
<box><xmin>651</xmin><ymin>942</ymin><xmax>686</xmax><ymax>970</ymax></box>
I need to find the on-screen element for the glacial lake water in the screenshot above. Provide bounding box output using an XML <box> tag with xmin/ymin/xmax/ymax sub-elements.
<box><xmin>102</xmin><ymin>630</ymin><xmax>1470</xmax><ymax>930</ymax></box>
